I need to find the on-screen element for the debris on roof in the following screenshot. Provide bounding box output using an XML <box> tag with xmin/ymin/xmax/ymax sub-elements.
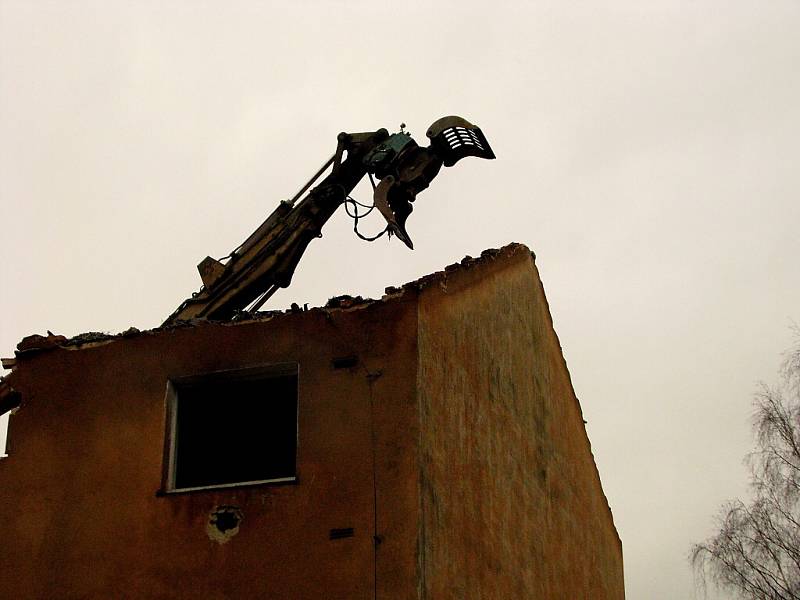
<box><xmin>383</xmin><ymin>244</ymin><xmax>531</xmax><ymax>296</ymax></box>
<box><xmin>6</xmin><ymin>243</ymin><xmax>532</xmax><ymax>361</ymax></box>
<box><xmin>16</xmin><ymin>333</ymin><xmax>67</xmax><ymax>353</ymax></box>
<box><xmin>62</xmin><ymin>331</ymin><xmax>118</xmax><ymax>347</ymax></box>
<box><xmin>324</xmin><ymin>295</ymin><xmax>371</xmax><ymax>310</ymax></box>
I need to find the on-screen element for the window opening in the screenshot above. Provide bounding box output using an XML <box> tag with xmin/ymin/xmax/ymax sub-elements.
<box><xmin>164</xmin><ymin>363</ymin><xmax>298</xmax><ymax>492</ymax></box>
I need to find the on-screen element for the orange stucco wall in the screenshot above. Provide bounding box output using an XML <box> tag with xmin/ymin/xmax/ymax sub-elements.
<box><xmin>0</xmin><ymin>244</ymin><xmax>623</xmax><ymax>599</ymax></box>
<box><xmin>0</xmin><ymin>297</ymin><xmax>420</xmax><ymax>600</ymax></box>
<box><xmin>416</xmin><ymin>247</ymin><xmax>624</xmax><ymax>599</ymax></box>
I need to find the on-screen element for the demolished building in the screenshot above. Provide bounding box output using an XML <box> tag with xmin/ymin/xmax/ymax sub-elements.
<box><xmin>0</xmin><ymin>243</ymin><xmax>623</xmax><ymax>599</ymax></box>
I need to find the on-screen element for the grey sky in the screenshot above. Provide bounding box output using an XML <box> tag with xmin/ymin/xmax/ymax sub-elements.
<box><xmin>2</xmin><ymin>1</ymin><xmax>799</xmax><ymax>598</ymax></box>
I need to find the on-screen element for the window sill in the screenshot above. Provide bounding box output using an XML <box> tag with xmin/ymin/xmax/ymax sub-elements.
<box><xmin>157</xmin><ymin>476</ymin><xmax>297</xmax><ymax>496</ymax></box>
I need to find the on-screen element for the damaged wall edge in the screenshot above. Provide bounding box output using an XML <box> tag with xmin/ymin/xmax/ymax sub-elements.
<box><xmin>0</xmin><ymin>379</ymin><xmax>22</xmax><ymax>417</ymax></box>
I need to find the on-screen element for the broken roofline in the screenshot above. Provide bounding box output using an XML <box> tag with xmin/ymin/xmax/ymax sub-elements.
<box><xmin>0</xmin><ymin>243</ymin><xmax>533</xmax><ymax>418</ymax></box>
<box><xmin>1</xmin><ymin>243</ymin><xmax>534</xmax><ymax>362</ymax></box>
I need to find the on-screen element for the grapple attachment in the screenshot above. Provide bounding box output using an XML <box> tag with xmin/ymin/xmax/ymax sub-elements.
<box><xmin>426</xmin><ymin>116</ymin><xmax>496</xmax><ymax>167</ymax></box>
<box><xmin>371</xmin><ymin>115</ymin><xmax>495</xmax><ymax>248</ymax></box>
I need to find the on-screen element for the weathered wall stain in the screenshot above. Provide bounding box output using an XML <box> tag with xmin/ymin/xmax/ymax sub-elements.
<box><xmin>417</xmin><ymin>248</ymin><xmax>624</xmax><ymax>599</ymax></box>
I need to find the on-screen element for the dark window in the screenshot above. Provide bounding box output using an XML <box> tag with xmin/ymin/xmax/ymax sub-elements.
<box><xmin>165</xmin><ymin>364</ymin><xmax>298</xmax><ymax>492</ymax></box>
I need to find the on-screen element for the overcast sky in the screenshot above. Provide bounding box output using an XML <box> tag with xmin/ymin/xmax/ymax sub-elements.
<box><xmin>2</xmin><ymin>2</ymin><xmax>799</xmax><ymax>598</ymax></box>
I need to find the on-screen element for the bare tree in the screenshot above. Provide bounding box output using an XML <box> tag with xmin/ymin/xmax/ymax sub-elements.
<box><xmin>692</xmin><ymin>337</ymin><xmax>800</xmax><ymax>599</ymax></box>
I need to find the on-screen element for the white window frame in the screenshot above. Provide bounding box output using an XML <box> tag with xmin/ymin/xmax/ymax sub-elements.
<box><xmin>162</xmin><ymin>362</ymin><xmax>299</xmax><ymax>493</ymax></box>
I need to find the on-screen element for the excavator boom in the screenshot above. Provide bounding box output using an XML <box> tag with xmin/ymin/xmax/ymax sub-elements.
<box><xmin>163</xmin><ymin>116</ymin><xmax>494</xmax><ymax>325</ymax></box>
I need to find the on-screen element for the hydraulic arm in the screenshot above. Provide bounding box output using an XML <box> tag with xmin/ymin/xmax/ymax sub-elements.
<box><xmin>164</xmin><ymin>116</ymin><xmax>494</xmax><ymax>325</ymax></box>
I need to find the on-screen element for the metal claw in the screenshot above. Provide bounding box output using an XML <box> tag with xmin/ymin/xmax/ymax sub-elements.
<box><xmin>373</xmin><ymin>176</ymin><xmax>414</xmax><ymax>250</ymax></box>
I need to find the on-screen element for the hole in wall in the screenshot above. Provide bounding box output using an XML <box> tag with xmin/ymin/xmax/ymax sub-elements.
<box><xmin>207</xmin><ymin>505</ymin><xmax>243</xmax><ymax>544</ymax></box>
<box><xmin>332</xmin><ymin>356</ymin><xmax>358</xmax><ymax>370</ymax></box>
<box><xmin>329</xmin><ymin>527</ymin><xmax>354</xmax><ymax>540</ymax></box>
